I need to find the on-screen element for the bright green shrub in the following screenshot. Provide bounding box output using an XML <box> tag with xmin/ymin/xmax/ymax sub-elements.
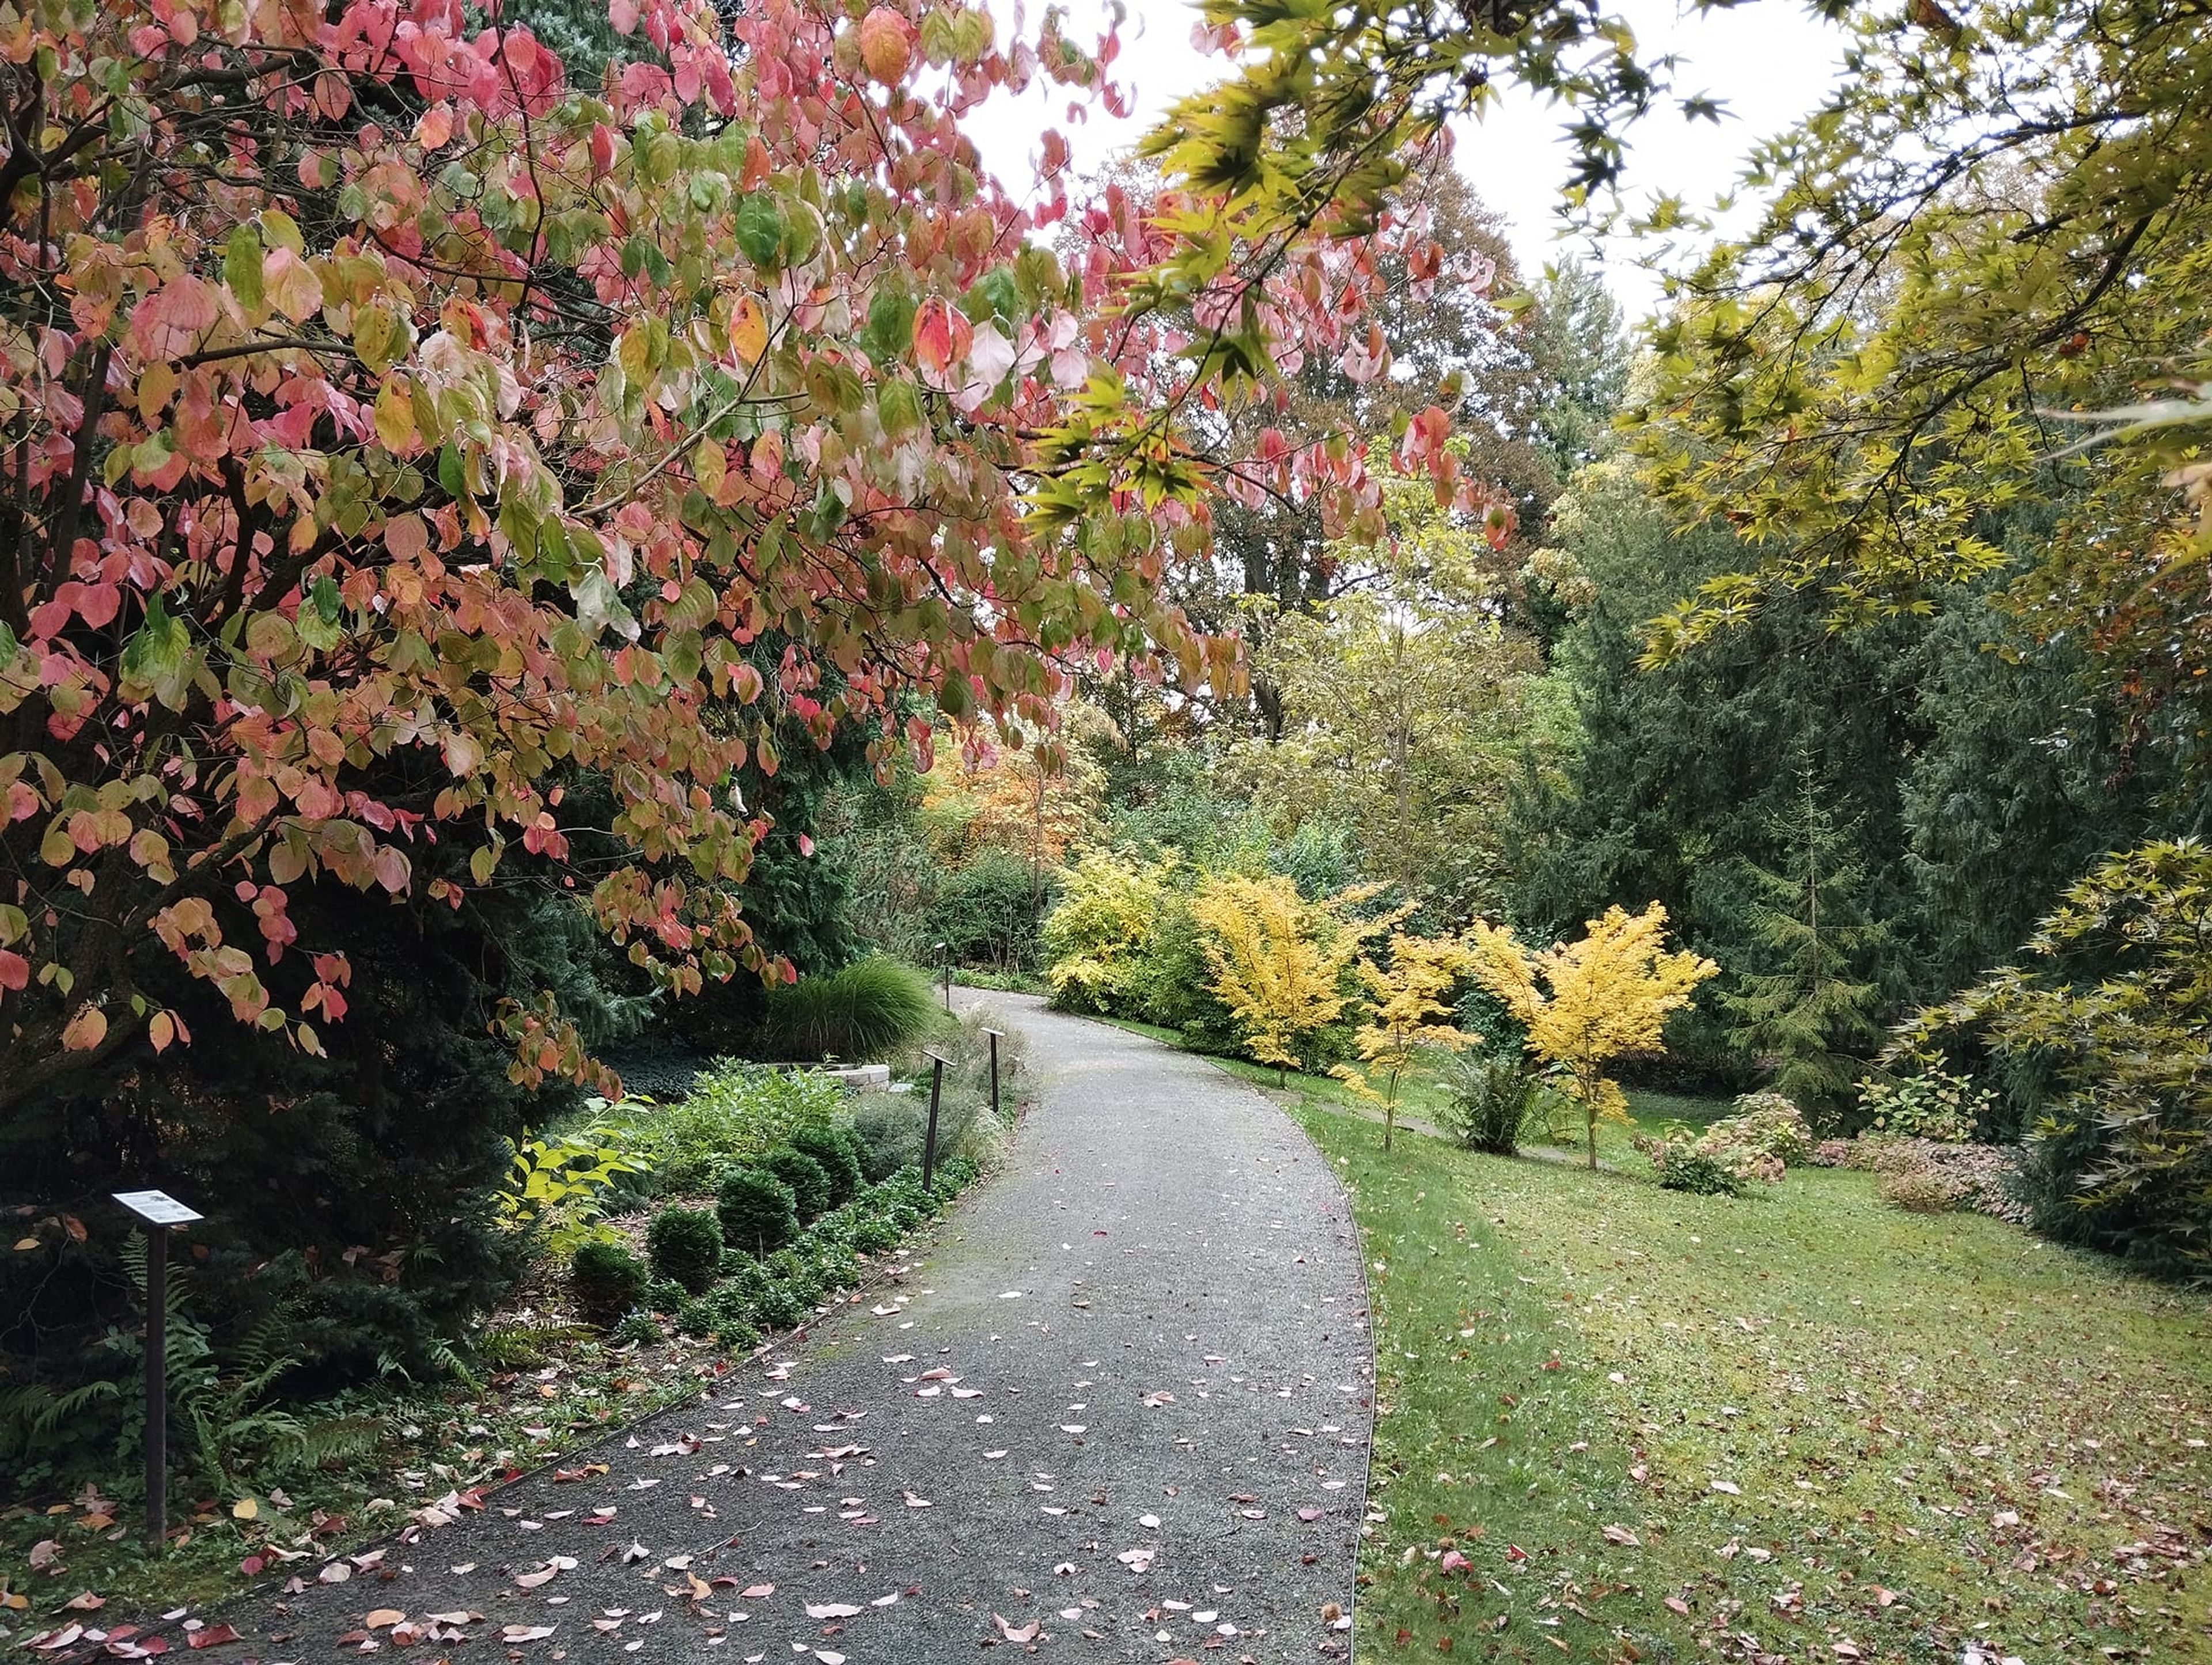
<box><xmin>700</xmin><ymin>1284</ymin><xmax>763</xmax><ymax>1350</ymax></box>
<box><xmin>1648</xmin><ymin>1141</ymin><xmax>1743</xmax><ymax>1196</ymax></box>
<box><xmin>755</xmin><ymin>956</ymin><xmax>936</xmax><ymax>1061</ymax></box>
<box><xmin>620</xmin><ymin>1064</ymin><xmax>843</xmax><ymax>1196</ymax></box>
<box><xmin>674</xmin><ymin>1296</ymin><xmax>713</xmax><ymax>1336</ymax></box>
<box><xmin>1855</xmin><ymin>1070</ymin><xmax>1993</xmax><ymax>1143</ymax></box>
<box><xmin>806</xmin><ymin>1239</ymin><xmax>861</xmax><ymax>1291</ymax></box>
<box><xmin>716</xmin><ymin>1168</ymin><xmax>799</xmax><ymax>1257</ymax></box>
<box><xmin>570</xmin><ymin>1241</ymin><xmax>647</xmax><ymax>1326</ymax></box>
<box><xmin>645</xmin><ymin>1207</ymin><xmax>724</xmax><ymax>1294</ymax></box>
<box><xmin>611</xmin><ymin>1309</ymin><xmax>663</xmax><ymax>1347</ymax></box>
<box><xmin>1903</xmin><ymin>841</ymin><xmax>2212</xmax><ymax>1276</ymax></box>
<box><xmin>789</xmin><ymin>1121</ymin><xmax>864</xmax><ymax>1207</ymax></box>
<box><xmin>759</xmin><ymin>1148</ymin><xmax>832</xmax><ymax>1220</ymax></box>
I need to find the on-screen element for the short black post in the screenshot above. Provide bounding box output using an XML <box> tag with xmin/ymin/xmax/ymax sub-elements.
<box><xmin>921</xmin><ymin>1050</ymin><xmax>947</xmax><ymax>1191</ymax></box>
<box><xmin>984</xmin><ymin>1027</ymin><xmax>1003</xmax><ymax>1120</ymax></box>
<box><xmin>934</xmin><ymin>942</ymin><xmax>951</xmax><ymax>1011</ymax></box>
<box><xmin>113</xmin><ymin>1189</ymin><xmax>200</xmax><ymax>1551</ymax></box>
<box><xmin>145</xmin><ymin>1224</ymin><xmax>166</xmax><ymax>1546</ymax></box>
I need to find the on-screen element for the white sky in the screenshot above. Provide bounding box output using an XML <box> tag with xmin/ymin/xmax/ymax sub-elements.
<box><xmin>965</xmin><ymin>0</ymin><xmax>1852</xmax><ymax>323</ymax></box>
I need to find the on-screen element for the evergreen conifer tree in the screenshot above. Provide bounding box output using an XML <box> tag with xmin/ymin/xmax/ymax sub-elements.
<box><xmin>1719</xmin><ymin>765</ymin><xmax>1889</xmax><ymax>1121</ymax></box>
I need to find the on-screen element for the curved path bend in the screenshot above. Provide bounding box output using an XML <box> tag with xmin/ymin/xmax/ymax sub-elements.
<box><xmin>222</xmin><ymin>994</ymin><xmax>1374</xmax><ymax>1663</ymax></box>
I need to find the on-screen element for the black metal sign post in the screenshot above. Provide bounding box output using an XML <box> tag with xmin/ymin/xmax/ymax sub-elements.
<box><xmin>920</xmin><ymin>1050</ymin><xmax>948</xmax><ymax>1191</ymax></box>
<box><xmin>112</xmin><ymin>1190</ymin><xmax>202</xmax><ymax>1551</ymax></box>
<box><xmin>933</xmin><ymin>942</ymin><xmax>950</xmax><ymax>1011</ymax></box>
<box><xmin>983</xmin><ymin>1028</ymin><xmax>1003</xmax><ymax>1120</ymax></box>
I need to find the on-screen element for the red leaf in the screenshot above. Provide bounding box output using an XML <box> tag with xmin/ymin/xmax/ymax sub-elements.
<box><xmin>185</xmin><ymin>1625</ymin><xmax>242</xmax><ymax>1649</ymax></box>
<box><xmin>911</xmin><ymin>298</ymin><xmax>971</xmax><ymax>379</ymax></box>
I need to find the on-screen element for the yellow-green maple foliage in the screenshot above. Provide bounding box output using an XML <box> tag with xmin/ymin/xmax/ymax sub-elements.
<box><xmin>1188</xmin><ymin>875</ymin><xmax>1378</xmax><ymax>1084</ymax></box>
<box><xmin>1469</xmin><ymin>905</ymin><xmax>1718</xmax><ymax>1169</ymax></box>
<box><xmin>1332</xmin><ymin>932</ymin><xmax>1475</xmax><ymax>1151</ymax></box>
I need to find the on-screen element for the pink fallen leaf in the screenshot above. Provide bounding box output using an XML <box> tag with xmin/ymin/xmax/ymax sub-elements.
<box><xmin>1297</xmin><ymin>1507</ymin><xmax>1323</xmax><ymax>1522</ymax></box>
<box><xmin>993</xmin><ymin>1615</ymin><xmax>1040</xmax><ymax>1643</ymax></box>
<box><xmin>184</xmin><ymin>1624</ymin><xmax>241</xmax><ymax>1649</ymax></box>
<box><xmin>804</xmin><ymin>1603</ymin><xmax>861</xmax><ymax>1620</ymax></box>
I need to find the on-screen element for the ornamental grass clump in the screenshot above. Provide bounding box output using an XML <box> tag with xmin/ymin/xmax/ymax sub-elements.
<box><xmin>755</xmin><ymin>957</ymin><xmax>937</xmax><ymax>1061</ymax></box>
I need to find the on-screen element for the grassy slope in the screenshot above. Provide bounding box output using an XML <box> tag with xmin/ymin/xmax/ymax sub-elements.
<box><xmin>1243</xmin><ymin>1069</ymin><xmax>2212</xmax><ymax>1663</ymax></box>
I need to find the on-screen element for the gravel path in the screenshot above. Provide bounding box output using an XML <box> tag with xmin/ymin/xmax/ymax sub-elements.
<box><xmin>212</xmin><ymin>993</ymin><xmax>1374</xmax><ymax>1664</ymax></box>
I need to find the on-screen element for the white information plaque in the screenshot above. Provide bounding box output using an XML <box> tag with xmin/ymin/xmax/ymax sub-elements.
<box><xmin>112</xmin><ymin>1190</ymin><xmax>203</xmax><ymax>1228</ymax></box>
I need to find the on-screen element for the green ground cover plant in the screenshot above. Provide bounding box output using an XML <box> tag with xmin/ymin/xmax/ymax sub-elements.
<box><xmin>1283</xmin><ymin>1088</ymin><xmax>2212</xmax><ymax>1662</ymax></box>
<box><xmin>1</xmin><ymin>1045</ymin><xmax>1024</xmax><ymax>1631</ymax></box>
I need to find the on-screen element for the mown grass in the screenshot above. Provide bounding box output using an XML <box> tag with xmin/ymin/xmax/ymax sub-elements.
<box><xmin>1248</xmin><ymin>1069</ymin><xmax>2212</xmax><ymax>1663</ymax></box>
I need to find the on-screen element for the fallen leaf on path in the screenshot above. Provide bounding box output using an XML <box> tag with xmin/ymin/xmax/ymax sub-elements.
<box><xmin>499</xmin><ymin>1625</ymin><xmax>556</xmax><ymax>1643</ymax></box>
<box><xmin>993</xmin><ymin>1615</ymin><xmax>1040</xmax><ymax>1643</ymax></box>
<box><xmin>184</xmin><ymin>1625</ymin><xmax>240</xmax><ymax>1649</ymax></box>
<box><xmin>1602</xmin><ymin>1524</ymin><xmax>1641</xmax><ymax>1546</ymax></box>
<box><xmin>804</xmin><ymin>1604</ymin><xmax>861</xmax><ymax>1620</ymax></box>
<box><xmin>363</xmin><ymin>1609</ymin><xmax>407</xmax><ymax>1628</ymax></box>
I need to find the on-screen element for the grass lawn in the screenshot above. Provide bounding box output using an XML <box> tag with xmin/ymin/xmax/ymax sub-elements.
<box><xmin>1229</xmin><ymin>1059</ymin><xmax>2212</xmax><ymax>1662</ymax></box>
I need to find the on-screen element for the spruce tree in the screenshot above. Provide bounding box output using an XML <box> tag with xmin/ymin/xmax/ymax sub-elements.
<box><xmin>1719</xmin><ymin>765</ymin><xmax>1889</xmax><ymax>1122</ymax></box>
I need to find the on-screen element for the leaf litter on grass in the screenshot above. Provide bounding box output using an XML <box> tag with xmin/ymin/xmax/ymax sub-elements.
<box><xmin>1289</xmin><ymin>1097</ymin><xmax>2212</xmax><ymax>1662</ymax></box>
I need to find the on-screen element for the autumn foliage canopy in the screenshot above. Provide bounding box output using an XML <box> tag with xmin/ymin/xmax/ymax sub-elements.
<box><xmin>0</xmin><ymin>0</ymin><xmax>1502</xmax><ymax>1102</ymax></box>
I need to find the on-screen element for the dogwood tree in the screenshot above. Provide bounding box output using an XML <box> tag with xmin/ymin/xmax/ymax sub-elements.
<box><xmin>0</xmin><ymin>0</ymin><xmax>1509</xmax><ymax>1103</ymax></box>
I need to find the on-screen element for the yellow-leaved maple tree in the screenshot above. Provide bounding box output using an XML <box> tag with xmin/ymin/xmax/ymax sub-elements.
<box><xmin>1188</xmin><ymin>875</ymin><xmax>1381</xmax><ymax>1086</ymax></box>
<box><xmin>1333</xmin><ymin>933</ymin><xmax>1475</xmax><ymax>1151</ymax></box>
<box><xmin>1469</xmin><ymin>905</ymin><xmax>1719</xmax><ymax>1169</ymax></box>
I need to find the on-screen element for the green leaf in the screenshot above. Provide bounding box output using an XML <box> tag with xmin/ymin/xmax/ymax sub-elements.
<box><xmin>964</xmin><ymin>266</ymin><xmax>1022</xmax><ymax>328</ymax></box>
<box><xmin>861</xmin><ymin>289</ymin><xmax>916</xmax><ymax>365</ymax></box>
<box><xmin>119</xmin><ymin>593</ymin><xmax>192</xmax><ymax>708</ymax></box>
<box><xmin>224</xmin><ymin>225</ymin><xmax>265</xmax><ymax>313</ymax></box>
<box><xmin>734</xmin><ymin>195</ymin><xmax>785</xmax><ymax>270</ymax></box>
<box><xmin>296</xmin><ymin>575</ymin><xmax>345</xmax><ymax>651</ymax></box>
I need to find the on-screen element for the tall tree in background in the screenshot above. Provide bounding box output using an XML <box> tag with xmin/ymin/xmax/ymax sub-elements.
<box><xmin>1236</xmin><ymin>460</ymin><xmax>1558</xmax><ymax>919</ymax></box>
<box><xmin>1717</xmin><ymin>764</ymin><xmax>1889</xmax><ymax>1121</ymax></box>
<box><xmin>1526</xmin><ymin>260</ymin><xmax>1631</xmax><ymax>480</ymax></box>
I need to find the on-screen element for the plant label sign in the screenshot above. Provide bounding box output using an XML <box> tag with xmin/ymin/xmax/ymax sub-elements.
<box><xmin>112</xmin><ymin>1190</ymin><xmax>203</xmax><ymax>1228</ymax></box>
